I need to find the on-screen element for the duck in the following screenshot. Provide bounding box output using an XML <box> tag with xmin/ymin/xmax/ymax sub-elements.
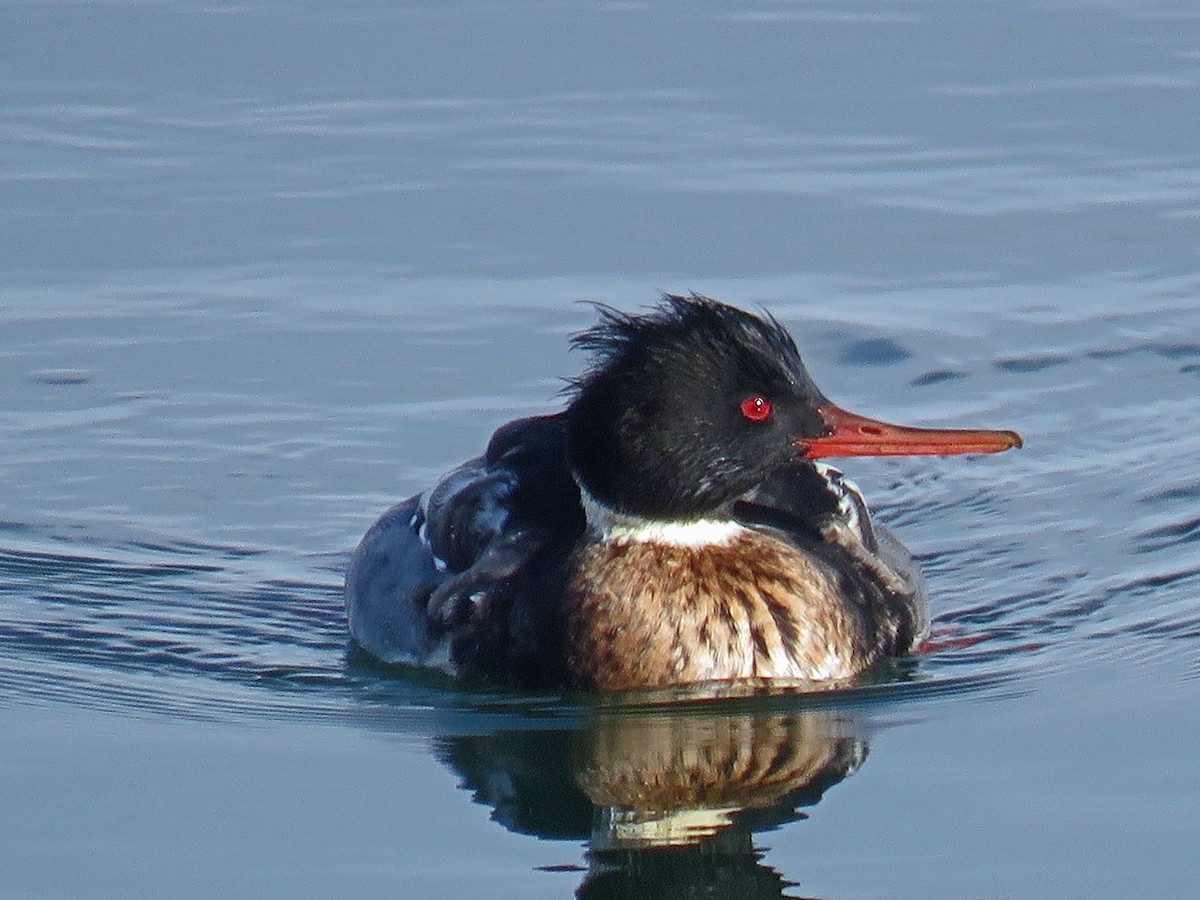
<box><xmin>345</xmin><ymin>294</ymin><xmax>1021</xmax><ymax>691</ymax></box>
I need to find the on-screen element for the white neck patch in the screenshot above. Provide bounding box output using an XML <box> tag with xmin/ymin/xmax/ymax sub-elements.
<box><xmin>577</xmin><ymin>482</ymin><xmax>746</xmax><ymax>548</ymax></box>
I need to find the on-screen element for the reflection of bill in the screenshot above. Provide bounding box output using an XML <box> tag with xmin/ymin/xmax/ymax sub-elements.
<box><xmin>438</xmin><ymin>702</ymin><xmax>867</xmax><ymax>899</ymax></box>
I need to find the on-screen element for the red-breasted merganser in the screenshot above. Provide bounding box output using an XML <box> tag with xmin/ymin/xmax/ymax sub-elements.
<box><xmin>346</xmin><ymin>295</ymin><xmax>1021</xmax><ymax>691</ymax></box>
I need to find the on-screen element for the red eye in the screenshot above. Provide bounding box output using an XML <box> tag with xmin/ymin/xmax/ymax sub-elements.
<box><xmin>740</xmin><ymin>395</ymin><xmax>772</xmax><ymax>422</ymax></box>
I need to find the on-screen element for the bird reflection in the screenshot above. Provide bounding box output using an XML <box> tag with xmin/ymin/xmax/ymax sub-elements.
<box><xmin>437</xmin><ymin>698</ymin><xmax>867</xmax><ymax>899</ymax></box>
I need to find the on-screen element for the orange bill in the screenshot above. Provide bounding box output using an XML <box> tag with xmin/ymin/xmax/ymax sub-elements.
<box><xmin>798</xmin><ymin>403</ymin><xmax>1023</xmax><ymax>459</ymax></box>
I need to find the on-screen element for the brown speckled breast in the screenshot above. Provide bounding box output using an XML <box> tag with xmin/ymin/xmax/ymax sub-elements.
<box><xmin>563</xmin><ymin>528</ymin><xmax>875</xmax><ymax>691</ymax></box>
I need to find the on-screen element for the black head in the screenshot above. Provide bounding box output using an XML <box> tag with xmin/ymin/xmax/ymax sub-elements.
<box><xmin>565</xmin><ymin>294</ymin><xmax>1022</xmax><ymax>521</ymax></box>
<box><xmin>565</xmin><ymin>294</ymin><xmax>829</xmax><ymax>519</ymax></box>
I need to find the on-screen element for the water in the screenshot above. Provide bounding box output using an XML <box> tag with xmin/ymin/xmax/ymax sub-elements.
<box><xmin>2</xmin><ymin>1</ymin><xmax>1199</xmax><ymax>896</ymax></box>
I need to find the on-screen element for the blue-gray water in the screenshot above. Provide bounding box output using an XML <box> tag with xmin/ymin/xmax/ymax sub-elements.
<box><xmin>3</xmin><ymin>1</ymin><xmax>1199</xmax><ymax>897</ymax></box>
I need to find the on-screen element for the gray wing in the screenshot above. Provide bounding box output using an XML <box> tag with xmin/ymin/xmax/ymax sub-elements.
<box><xmin>344</xmin><ymin>457</ymin><xmax>542</xmax><ymax>667</ymax></box>
<box><xmin>871</xmin><ymin>522</ymin><xmax>929</xmax><ymax>646</ymax></box>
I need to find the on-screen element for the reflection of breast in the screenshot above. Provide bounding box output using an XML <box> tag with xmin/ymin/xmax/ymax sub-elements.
<box><xmin>574</xmin><ymin>708</ymin><xmax>866</xmax><ymax>849</ymax></box>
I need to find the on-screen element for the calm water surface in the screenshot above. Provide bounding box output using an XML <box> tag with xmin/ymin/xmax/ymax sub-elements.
<box><xmin>2</xmin><ymin>1</ymin><xmax>1199</xmax><ymax>897</ymax></box>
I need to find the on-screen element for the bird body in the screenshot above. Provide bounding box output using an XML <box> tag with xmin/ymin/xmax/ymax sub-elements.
<box><xmin>345</xmin><ymin>295</ymin><xmax>1020</xmax><ymax>691</ymax></box>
